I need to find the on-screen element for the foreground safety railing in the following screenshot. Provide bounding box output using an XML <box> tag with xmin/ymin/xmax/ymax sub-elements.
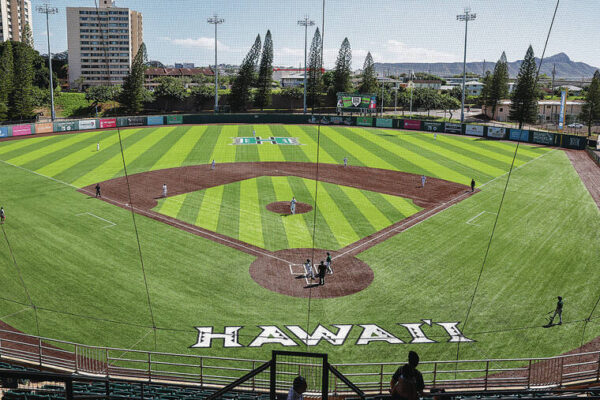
<box><xmin>1</xmin><ymin>328</ymin><xmax>599</xmax><ymax>394</ymax></box>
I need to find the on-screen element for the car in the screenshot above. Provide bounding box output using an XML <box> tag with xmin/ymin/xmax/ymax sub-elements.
<box><xmin>567</xmin><ymin>123</ymin><xmax>584</xmax><ymax>129</ymax></box>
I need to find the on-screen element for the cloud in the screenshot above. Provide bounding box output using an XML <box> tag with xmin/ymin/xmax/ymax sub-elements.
<box><xmin>376</xmin><ymin>40</ymin><xmax>457</xmax><ymax>63</ymax></box>
<box><xmin>171</xmin><ymin>37</ymin><xmax>230</xmax><ymax>51</ymax></box>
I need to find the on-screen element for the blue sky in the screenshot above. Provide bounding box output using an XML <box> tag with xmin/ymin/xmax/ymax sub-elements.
<box><xmin>32</xmin><ymin>0</ymin><xmax>600</xmax><ymax>70</ymax></box>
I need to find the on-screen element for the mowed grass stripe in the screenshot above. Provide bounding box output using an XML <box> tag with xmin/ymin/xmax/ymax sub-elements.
<box><xmin>338</xmin><ymin>186</ymin><xmax>392</xmax><ymax>230</ymax></box>
<box><xmin>286</xmin><ymin>125</ymin><xmax>338</xmax><ymax>165</ymax></box>
<box><xmin>321</xmin><ymin>127</ymin><xmax>397</xmax><ymax>170</ymax></box>
<box><xmin>484</xmin><ymin>139</ymin><xmax>549</xmax><ymax>160</ymax></box>
<box><xmin>438</xmin><ymin>134</ymin><xmax>534</xmax><ymax>166</ymax></box>
<box><xmin>238</xmin><ymin>178</ymin><xmax>265</xmax><ymax>248</ymax></box>
<box><xmin>286</xmin><ymin>176</ymin><xmax>340</xmax><ymax>250</ymax></box>
<box><xmin>0</xmin><ymin>135</ymin><xmax>58</xmax><ymax>156</ymax></box>
<box><xmin>269</xmin><ymin>125</ymin><xmax>311</xmax><ymax>163</ymax></box>
<box><xmin>152</xmin><ymin>126</ymin><xmax>208</xmax><ymax>171</ymax></box>
<box><xmin>361</xmin><ymin>190</ymin><xmax>408</xmax><ymax>222</ymax></box>
<box><xmin>357</xmin><ymin>128</ymin><xmax>469</xmax><ymax>183</ymax></box>
<box><xmin>216</xmin><ymin>181</ymin><xmax>240</xmax><ymax>240</ymax></box>
<box><xmin>194</xmin><ymin>185</ymin><xmax>224</xmax><ymax>231</ymax></box>
<box><xmin>395</xmin><ymin>131</ymin><xmax>506</xmax><ymax>178</ymax></box>
<box><xmin>0</xmin><ymin>134</ymin><xmax>77</xmax><ymax>162</ymax></box>
<box><xmin>32</xmin><ymin>132</ymin><xmax>118</xmax><ymax>176</ymax></box>
<box><xmin>320</xmin><ymin>182</ymin><xmax>377</xmax><ymax>238</ymax></box>
<box><xmin>71</xmin><ymin>128</ymin><xmax>174</xmax><ymax>187</ymax></box>
<box><xmin>256</xmin><ymin>176</ymin><xmax>289</xmax><ymax>250</ymax></box>
<box><xmin>116</xmin><ymin>126</ymin><xmax>183</xmax><ymax>176</ymax></box>
<box><xmin>175</xmin><ymin>189</ymin><xmax>205</xmax><ymax>222</ymax></box>
<box><xmin>271</xmin><ymin>177</ymin><xmax>313</xmax><ymax>248</ymax></box>
<box><xmin>9</xmin><ymin>131</ymin><xmax>96</xmax><ymax>168</ymax></box>
<box><xmin>155</xmin><ymin>193</ymin><xmax>187</xmax><ymax>217</ymax></box>
<box><xmin>315</xmin><ymin>181</ymin><xmax>361</xmax><ymax>245</ymax></box>
<box><xmin>54</xmin><ymin>128</ymin><xmax>154</xmax><ymax>184</ymax></box>
<box><xmin>253</xmin><ymin>125</ymin><xmax>287</xmax><ymax>162</ymax></box>
<box><xmin>385</xmin><ymin>194</ymin><xmax>421</xmax><ymax>217</ymax></box>
<box><xmin>235</xmin><ymin>127</ymin><xmax>261</xmax><ymax>162</ymax></box>
<box><xmin>208</xmin><ymin>125</ymin><xmax>238</xmax><ymax>164</ymax></box>
<box><xmin>182</xmin><ymin>126</ymin><xmax>222</xmax><ymax>166</ymax></box>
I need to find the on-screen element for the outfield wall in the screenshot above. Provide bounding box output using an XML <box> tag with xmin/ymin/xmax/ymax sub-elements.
<box><xmin>0</xmin><ymin>114</ymin><xmax>588</xmax><ymax>150</ymax></box>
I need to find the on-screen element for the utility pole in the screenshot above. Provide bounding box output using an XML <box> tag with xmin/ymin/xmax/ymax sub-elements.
<box><xmin>36</xmin><ymin>4</ymin><xmax>59</xmax><ymax>121</ymax></box>
<box><xmin>457</xmin><ymin>7</ymin><xmax>476</xmax><ymax>123</ymax></box>
<box><xmin>207</xmin><ymin>15</ymin><xmax>225</xmax><ymax>113</ymax></box>
<box><xmin>298</xmin><ymin>16</ymin><xmax>315</xmax><ymax>114</ymax></box>
<box><xmin>409</xmin><ymin>70</ymin><xmax>414</xmax><ymax>116</ymax></box>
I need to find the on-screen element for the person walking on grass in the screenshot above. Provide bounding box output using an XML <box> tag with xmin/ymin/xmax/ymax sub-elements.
<box><xmin>549</xmin><ymin>296</ymin><xmax>564</xmax><ymax>326</ymax></box>
<box><xmin>0</xmin><ymin>207</ymin><xmax>5</xmax><ymax>224</ymax></box>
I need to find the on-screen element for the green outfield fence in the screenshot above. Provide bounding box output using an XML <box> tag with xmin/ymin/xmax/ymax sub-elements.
<box><xmin>1</xmin><ymin>328</ymin><xmax>600</xmax><ymax>394</ymax></box>
<box><xmin>0</xmin><ymin>114</ymin><xmax>589</xmax><ymax>150</ymax></box>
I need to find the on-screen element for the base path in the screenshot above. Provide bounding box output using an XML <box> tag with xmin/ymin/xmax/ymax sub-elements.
<box><xmin>81</xmin><ymin>162</ymin><xmax>473</xmax><ymax>298</ymax></box>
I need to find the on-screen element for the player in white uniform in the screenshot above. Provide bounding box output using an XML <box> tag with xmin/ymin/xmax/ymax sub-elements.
<box><xmin>421</xmin><ymin>175</ymin><xmax>427</xmax><ymax>188</ymax></box>
<box><xmin>162</xmin><ymin>183</ymin><xmax>167</xmax><ymax>197</ymax></box>
<box><xmin>304</xmin><ymin>259</ymin><xmax>314</xmax><ymax>280</ymax></box>
<box><xmin>290</xmin><ymin>197</ymin><xmax>297</xmax><ymax>215</ymax></box>
<box><xmin>211</xmin><ymin>160</ymin><xmax>216</xmax><ymax>170</ymax></box>
<box><xmin>252</xmin><ymin>129</ymin><xmax>256</xmax><ymax>137</ymax></box>
<box><xmin>97</xmin><ymin>142</ymin><xmax>100</xmax><ymax>151</ymax></box>
<box><xmin>343</xmin><ymin>157</ymin><xmax>348</xmax><ymax>167</ymax></box>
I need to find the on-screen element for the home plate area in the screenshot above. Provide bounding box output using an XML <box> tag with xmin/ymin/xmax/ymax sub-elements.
<box><xmin>249</xmin><ymin>248</ymin><xmax>374</xmax><ymax>298</ymax></box>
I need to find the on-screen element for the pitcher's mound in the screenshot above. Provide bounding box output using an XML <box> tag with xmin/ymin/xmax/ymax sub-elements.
<box><xmin>249</xmin><ymin>249</ymin><xmax>373</xmax><ymax>298</ymax></box>
<box><xmin>266</xmin><ymin>201</ymin><xmax>313</xmax><ymax>215</ymax></box>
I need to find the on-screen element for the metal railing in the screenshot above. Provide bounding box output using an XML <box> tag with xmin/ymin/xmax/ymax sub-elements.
<box><xmin>1</xmin><ymin>328</ymin><xmax>599</xmax><ymax>394</ymax></box>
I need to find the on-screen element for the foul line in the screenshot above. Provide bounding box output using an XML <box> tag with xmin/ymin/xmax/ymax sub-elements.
<box><xmin>76</xmin><ymin>212</ymin><xmax>116</xmax><ymax>229</ymax></box>
<box><xmin>0</xmin><ymin>158</ymin><xmax>294</xmax><ymax>265</ymax></box>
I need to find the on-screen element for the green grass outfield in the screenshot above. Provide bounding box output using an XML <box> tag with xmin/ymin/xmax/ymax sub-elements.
<box><xmin>0</xmin><ymin>124</ymin><xmax>598</xmax><ymax>366</ymax></box>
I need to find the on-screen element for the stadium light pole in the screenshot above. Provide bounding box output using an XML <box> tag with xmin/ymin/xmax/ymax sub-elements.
<box><xmin>298</xmin><ymin>16</ymin><xmax>315</xmax><ymax>115</ymax></box>
<box><xmin>36</xmin><ymin>4</ymin><xmax>59</xmax><ymax>121</ymax></box>
<box><xmin>457</xmin><ymin>8</ymin><xmax>476</xmax><ymax>124</ymax></box>
<box><xmin>208</xmin><ymin>15</ymin><xmax>225</xmax><ymax>113</ymax></box>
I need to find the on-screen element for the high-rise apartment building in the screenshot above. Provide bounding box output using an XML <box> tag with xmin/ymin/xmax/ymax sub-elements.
<box><xmin>67</xmin><ymin>0</ymin><xmax>143</xmax><ymax>88</ymax></box>
<box><xmin>0</xmin><ymin>0</ymin><xmax>33</xmax><ymax>43</ymax></box>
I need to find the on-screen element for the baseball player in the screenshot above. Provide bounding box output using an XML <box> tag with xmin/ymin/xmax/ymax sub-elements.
<box><xmin>95</xmin><ymin>183</ymin><xmax>101</xmax><ymax>198</ymax></box>
<box><xmin>470</xmin><ymin>179</ymin><xmax>476</xmax><ymax>192</ymax></box>
<box><xmin>549</xmin><ymin>296</ymin><xmax>564</xmax><ymax>325</ymax></box>
<box><xmin>304</xmin><ymin>259</ymin><xmax>314</xmax><ymax>280</ymax></box>
<box><xmin>290</xmin><ymin>197</ymin><xmax>297</xmax><ymax>215</ymax></box>
<box><xmin>252</xmin><ymin>129</ymin><xmax>256</xmax><ymax>137</ymax></box>
<box><xmin>0</xmin><ymin>207</ymin><xmax>5</xmax><ymax>224</ymax></box>
<box><xmin>343</xmin><ymin>157</ymin><xmax>348</xmax><ymax>167</ymax></box>
<box><xmin>326</xmin><ymin>252</ymin><xmax>333</xmax><ymax>274</ymax></box>
<box><xmin>318</xmin><ymin>261</ymin><xmax>327</xmax><ymax>286</ymax></box>
<box><xmin>434</xmin><ymin>132</ymin><xmax>437</xmax><ymax>140</ymax></box>
<box><xmin>162</xmin><ymin>183</ymin><xmax>167</xmax><ymax>198</ymax></box>
<box><xmin>211</xmin><ymin>160</ymin><xmax>216</xmax><ymax>170</ymax></box>
<box><xmin>421</xmin><ymin>175</ymin><xmax>427</xmax><ymax>188</ymax></box>
<box><xmin>97</xmin><ymin>142</ymin><xmax>100</xmax><ymax>151</ymax></box>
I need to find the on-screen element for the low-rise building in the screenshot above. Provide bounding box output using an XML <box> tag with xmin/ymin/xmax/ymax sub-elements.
<box><xmin>410</xmin><ymin>80</ymin><xmax>442</xmax><ymax>90</ymax></box>
<box><xmin>483</xmin><ymin>99</ymin><xmax>584</xmax><ymax>123</ymax></box>
<box><xmin>465</xmin><ymin>81</ymin><xmax>484</xmax><ymax>96</ymax></box>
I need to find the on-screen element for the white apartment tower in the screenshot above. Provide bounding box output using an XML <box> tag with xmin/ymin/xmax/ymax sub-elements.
<box><xmin>67</xmin><ymin>0</ymin><xmax>143</xmax><ymax>88</ymax></box>
<box><xmin>0</xmin><ymin>0</ymin><xmax>33</xmax><ymax>43</ymax></box>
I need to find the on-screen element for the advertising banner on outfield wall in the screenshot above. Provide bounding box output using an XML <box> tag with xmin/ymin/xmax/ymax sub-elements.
<box><xmin>0</xmin><ymin>126</ymin><xmax>10</xmax><ymax>137</ymax></box>
<box><xmin>35</xmin><ymin>122</ymin><xmax>54</xmax><ymax>134</ymax></box>
<box><xmin>357</xmin><ymin>117</ymin><xmax>373</xmax><ymax>126</ymax></box>
<box><xmin>147</xmin><ymin>116</ymin><xmax>164</xmax><ymax>126</ymax></box>
<box><xmin>509</xmin><ymin>129</ymin><xmax>529</xmax><ymax>142</ymax></box>
<box><xmin>54</xmin><ymin>121</ymin><xmax>78</xmax><ymax>132</ymax></box>
<box><xmin>117</xmin><ymin>116</ymin><xmax>146</xmax><ymax>127</ymax></box>
<box><xmin>562</xmin><ymin>135</ymin><xmax>586</xmax><ymax>149</ymax></box>
<box><xmin>423</xmin><ymin>121</ymin><xmax>444</xmax><ymax>132</ymax></box>
<box><xmin>375</xmin><ymin>118</ymin><xmax>393</xmax><ymax>128</ymax></box>
<box><xmin>167</xmin><ymin>115</ymin><xmax>183</xmax><ymax>124</ymax></box>
<box><xmin>445</xmin><ymin>122</ymin><xmax>462</xmax><ymax>134</ymax></box>
<box><xmin>532</xmin><ymin>131</ymin><xmax>555</xmax><ymax>145</ymax></box>
<box><xmin>100</xmin><ymin>118</ymin><xmax>117</xmax><ymax>129</ymax></box>
<box><xmin>78</xmin><ymin>120</ymin><xmax>97</xmax><ymax>130</ymax></box>
<box><xmin>487</xmin><ymin>127</ymin><xmax>506</xmax><ymax>139</ymax></box>
<box><xmin>329</xmin><ymin>116</ymin><xmax>353</xmax><ymax>125</ymax></box>
<box><xmin>403</xmin><ymin>120</ymin><xmax>422</xmax><ymax>130</ymax></box>
<box><xmin>465</xmin><ymin>124</ymin><xmax>484</xmax><ymax>136</ymax></box>
<box><xmin>12</xmin><ymin>125</ymin><xmax>32</xmax><ymax>136</ymax></box>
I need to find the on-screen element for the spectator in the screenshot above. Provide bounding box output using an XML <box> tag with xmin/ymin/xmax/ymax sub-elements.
<box><xmin>549</xmin><ymin>296</ymin><xmax>563</xmax><ymax>326</ymax></box>
<box><xmin>287</xmin><ymin>376</ymin><xmax>307</xmax><ymax>400</ymax></box>
<box><xmin>390</xmin><ymin>351</ymin><xmax>424</xmax><ymax>400</ymax></box>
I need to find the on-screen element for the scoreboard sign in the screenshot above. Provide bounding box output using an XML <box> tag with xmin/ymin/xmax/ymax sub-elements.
<box><xmin>233</xmin><ymin>136</ymin><xmax>301</xmax><ymax>145</ymax></box>
<box><xmin>337</xmin><ymin>92</ymin><xmax>377</xmax><ymax>113</ymax></box>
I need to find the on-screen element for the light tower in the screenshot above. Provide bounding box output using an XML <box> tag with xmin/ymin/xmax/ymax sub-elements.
<box><xmin>36</xmin><ymin>4</ymin><xmax>59</xmax><ymax>121</ymax></box>
<box><xmin>456</xmin><ymin>7</ymin><xmax>476</xmax><ymax>124</ymax></box>
<box><xmin>207</xmin><ymin>15</ymin><xmax>225</xmax><ymax>113</ymax></box>
<box><xmin>298</xmin><ymin>16</ymin><xmax>315</xmax><ymax>114</ymax></box>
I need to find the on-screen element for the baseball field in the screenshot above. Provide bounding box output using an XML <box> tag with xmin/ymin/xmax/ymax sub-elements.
<box><xmin>0</xmin><ymin>124</ymin><xmax>599</xmax><ymax>367</ymax></box>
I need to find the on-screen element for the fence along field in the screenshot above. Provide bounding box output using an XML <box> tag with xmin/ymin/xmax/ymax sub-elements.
<box><xmin>0</xmin><ymin>124</ymin><xmax>598</xmax><ymax>368</ymax></box>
